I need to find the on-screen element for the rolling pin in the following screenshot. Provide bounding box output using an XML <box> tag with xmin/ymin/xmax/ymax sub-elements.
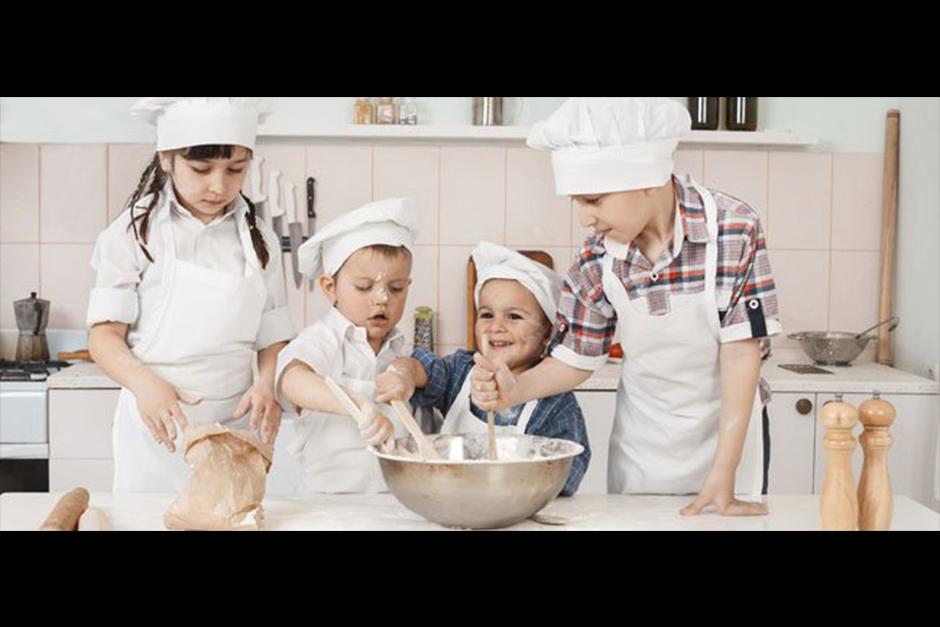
<box><xmin>39</xmin><ymin>487</ymin><xmax>90</xmax><ymax>531</ymax></box>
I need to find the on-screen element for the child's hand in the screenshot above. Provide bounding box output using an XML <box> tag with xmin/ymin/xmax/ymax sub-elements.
<box><xmin>234</xmin><ymin>380</ymin><xmax>283</xmax><ymax>446</ymax></box>
<box><xmin>359</xmin><ymin>402</ymin><xmax>395</xmax><ymax>448</ymax></box>
<box><xmin>132</xmin><ymin>374</ymin><xmax>200</xmax><ymax>453</ymax></box>
<box><xmin>470</xmin><ymin>352</ymin><xmax>518</xmax><ymax>412</ymax></box>
<box><xmin>374</xmin><ymin>360</ymin><xmax>415</xmax><ymax>404</ymax></box>
<box><xmin>679</xmin><ymin>467</ymin><xmax>769</xmax><ymax>517</ymax></box>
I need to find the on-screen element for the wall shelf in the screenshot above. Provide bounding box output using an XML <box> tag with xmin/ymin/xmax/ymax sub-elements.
<box><xmin>259</xmin><ymin>125</ymin><xmax>817</xmax><ymax>146</ymax></box>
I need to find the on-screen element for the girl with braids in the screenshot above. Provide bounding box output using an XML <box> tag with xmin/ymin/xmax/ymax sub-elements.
<box><xmin>87</xmin><ymin>98</ymin><xmax>294</xmax><ymax>493</ymax></box>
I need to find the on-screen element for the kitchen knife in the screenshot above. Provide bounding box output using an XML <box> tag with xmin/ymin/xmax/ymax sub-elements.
<box><xmin>286</xmin><ymin>182</ymin><xmax>304</xmax><ymax>288</ymax></box>
<box><xmin>306</xmin><ymin>176</ymin><xmax>317</xmax><ymax>290</ymax></box>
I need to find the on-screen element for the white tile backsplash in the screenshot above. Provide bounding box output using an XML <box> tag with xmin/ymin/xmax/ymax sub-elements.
<box><xmin>40</xmin><ymin>145</ymin><xmax>108</xmax><ymax>243</ymax></box>
<box><xmin>0</xmin><ymin>142</ymin><xmax>886</xmax><ymax>368</ymax></box>
<box><xmin>0</xmin><ymin>144</ymin><xmax>40</xmax><ymax>242</ymax></box>
<box><xmin>439</xmin><ymin>146</ymin><xmax>505</xmax><ymax>245</ymax></box>
<box><xmin>506</xmin><ymin>148</ymin><xmax>569</xmax><ymax>247</ymax></box>
<box><xmin>768</xmin><ymin>152</ymin><xmax>832</xmax><ymax>250</ymax></box>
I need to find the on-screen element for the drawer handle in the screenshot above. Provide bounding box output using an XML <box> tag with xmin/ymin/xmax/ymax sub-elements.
<box><xmin>796</xmin><ymin>398</ymin><xmax>813</xmax><ymax>415</ymax></box>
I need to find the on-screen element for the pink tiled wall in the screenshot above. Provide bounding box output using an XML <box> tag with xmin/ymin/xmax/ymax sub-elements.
<box><xmin>0</xmin><ymin>143</ymin><xmax>885</xmax><ymax>359</ymax></box>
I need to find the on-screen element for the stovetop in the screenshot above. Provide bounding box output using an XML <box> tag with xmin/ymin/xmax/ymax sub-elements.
<box><xmin>0</xmin><ymin>359</ymin><xmax>72</xmax><ymax>382</ymax></box>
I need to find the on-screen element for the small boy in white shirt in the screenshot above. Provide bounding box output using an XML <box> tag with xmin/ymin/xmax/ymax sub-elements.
<box><xmin>275</xmin><ymin>198</ymin><xmax>418</xmax><ymax>494</ymax></box>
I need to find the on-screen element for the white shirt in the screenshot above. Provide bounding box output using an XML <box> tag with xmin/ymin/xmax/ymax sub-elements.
<box><xmin>274</xmin><ymin>306</ymin><xmax>407</xmax><ymax>413</ymax></box>
<box><xmin>87</xmin><ymin>181</ymin><xmax>293</xmax><ymax>351</ymax></box>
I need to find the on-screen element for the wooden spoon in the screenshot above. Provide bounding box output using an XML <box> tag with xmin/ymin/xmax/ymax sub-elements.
<box><xmin>480</xmin><ymin>334</ymin><xmax>498</xmax><ymax>461</ymax></box>
<box><xmin>323</xmin><ymin>376</ymin><xmax>437</xmax><ymax>459</ymax></box>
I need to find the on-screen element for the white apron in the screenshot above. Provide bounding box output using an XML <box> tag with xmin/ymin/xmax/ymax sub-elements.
<box><xmin>291</xmin><ymin>376</ymin><xmax>407</xmax><ymax>495</ymax></box>
<box><xmin>602</xmin><ymin>176</ymin><xmax>764</xmax><ymax>496</ymax></box>
<box><xmin>440</xmin><ymin>374</ymin><xmax>537</xmax><ymax>436</ymax></box>
<box><xmin>112</xmin><ymin>213</ymin><xmax>267</xmax><ymax>493</ymax></box>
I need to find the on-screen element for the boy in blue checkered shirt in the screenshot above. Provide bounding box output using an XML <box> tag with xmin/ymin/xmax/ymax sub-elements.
<box><xmin>375</xmin><ymin>242</ymin><xmax>590</xmax><ymax>496</ymax></box>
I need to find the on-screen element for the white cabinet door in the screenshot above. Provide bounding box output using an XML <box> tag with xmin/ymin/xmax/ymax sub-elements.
<box><xmin>48</xmin><ymin>389</ymin><xmax>120</xmax><ymax>459</ymax></box>
<box><xmin>574</xmin><ymin>391</ymin><xmax>617</xmax><ymax>495</ymax></box>
<box><xmin>766</xmin><ymin>392</ymin><xmax>817</xmax><ymax>494</ymax></box>
<box><xmin>813</xmin><ymin>393</ymin><xmax>939</xmax><ymax>509</ymax></box>
<box><xmin>49</xmin><ymin>459</ymin><xmax>114</xmax><ymax>492</ymax></box>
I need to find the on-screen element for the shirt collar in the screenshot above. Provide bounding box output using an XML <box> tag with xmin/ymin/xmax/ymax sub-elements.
<box><xmin>601</xmin><ymin>175</ymin><xmax>710</xmax><ymax>268</ymax></box>
<box><xmin>324</xmin><ymin>306</ymin><xmax>406</xmax><ymax>352</ymax></box>
<box><xmin>161</xmin><ymin>179</ymin><xmax>248</xmax><ymax>228</ymax></box>
<box><xmin>673</xmin><ymin>175</ymin><xmax>710</xmax><ymax>245</ymax></box>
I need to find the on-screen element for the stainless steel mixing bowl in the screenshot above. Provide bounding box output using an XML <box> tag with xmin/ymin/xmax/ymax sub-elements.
<box><xmin>370</xmin><ymin>433</ymin><xmax>584</xmax><ymax>529</ymax></box>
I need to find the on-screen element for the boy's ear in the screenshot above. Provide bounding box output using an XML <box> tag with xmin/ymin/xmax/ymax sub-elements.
<box><xmin>318</xmin><ymin>275</ymin><xmax>337</xmax><ymax>304</ymax></box>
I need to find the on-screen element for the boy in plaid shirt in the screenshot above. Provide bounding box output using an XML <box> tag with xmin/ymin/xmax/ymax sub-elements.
<box><xmin>471</xmin><ymin>98</ymin><xmax>782</xmax><ymax>516</ymax></box>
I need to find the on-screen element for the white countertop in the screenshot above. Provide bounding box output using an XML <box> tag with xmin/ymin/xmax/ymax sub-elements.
<box><xmin>47</xmin><ymin>361</ymin><xmax>116</xmax><ymax>389</ymax></box>
<box><xmin>48</xmin><ymin>357</ymin><xmax>938</xmax><ymax>395</ymax></box>
<box><xmin>1</xmin><ymin>492</ymin><xmax>937</xmax><ymax>531</ymax></box>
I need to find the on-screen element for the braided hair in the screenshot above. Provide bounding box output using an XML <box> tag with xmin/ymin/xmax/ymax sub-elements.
<box><xmin>124</xmin><ymin>144</ymin><xmax>269</xmax><ymax>269</ymax></box>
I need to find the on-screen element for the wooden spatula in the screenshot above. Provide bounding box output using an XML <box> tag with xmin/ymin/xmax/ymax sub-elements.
<box><xmin>323</xmin><ymin>377</ymin><xmax>432</xmax><ymax>458</ymax></box>
<box><xmin>390</xmin><ymin>400</ymin><xmax>441</xmax><ymax>460</ymax></box>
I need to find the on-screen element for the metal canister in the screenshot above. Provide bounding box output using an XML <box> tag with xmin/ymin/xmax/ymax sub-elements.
<box><xmin>414</xmin><ymin>306</ymin><xmax>434</xmax><ymax>352</ymax></box>
<box><xmin>472</xmin><ymin>97</ymin><xmax>503</xmax><ymax>126</ymax></box>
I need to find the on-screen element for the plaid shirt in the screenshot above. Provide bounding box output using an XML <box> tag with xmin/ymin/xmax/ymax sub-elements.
<box><xmin>549</xmin><ymin>176</ymin><xmax>782</xmax><ymax>403</ymax></box>
<box><xmin>411</xmin><ymin>348</ymin><xmax>591</xmax><ymax>496</ymax></box>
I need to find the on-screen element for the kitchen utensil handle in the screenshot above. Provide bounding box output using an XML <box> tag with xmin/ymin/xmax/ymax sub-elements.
<box><xmin>877</xmin><ymin>110</ymin><xmax>900</xmax><ymax>365</ymax></box>
<box><xmin>480</xmin><ymin>334</ymin><xmax>499</xmax><ymax>460</ymax></box>
<box><xmin>306</xmin><ymin>177</ymin><xmax>316</xmax><ymax>219</ymax></box>
<box><xmin>58</xmin><ymin>350</ymin><xmax>94</xmax><ymax>362</ymax></box>
<box><xmin>249</xmin><ymin>156</ymin><xmax>265</xmax><ymax>202</ymax></box>
<box><xmin>33</xmin><ymin>300</ymin><xmax>42</xmax><ymax>335</ymax></box>
<box><xmin>285</xmin><ymin>181</ymin><xmax>297</xmax><ymax>222</ymax></box>
<box><xmin>391</xmin><ymin>400</ymin><xmax>441</xmax><ymax>459</ymax></box>
<box><xmin>855</xmin><ymin>316</ymin><xmax>900</xmax><ymax>338</ymax></box>
<box><xmin>323</xmin><ymin>376</ymin><xmax>365</xmax><ymax>426</ymax></box>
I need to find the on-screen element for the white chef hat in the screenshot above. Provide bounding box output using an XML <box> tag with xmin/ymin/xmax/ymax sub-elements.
<box><xmin>527</xmin><ymin>97</ymin><xmax>691</xmax><ymax>195</ymax></box>
<box><xmin>130</xmin><ymin>97</ymin><xmax>272</xmax><ymax>151</ymax></box>
<box><xmin>297</xmin><ymin>198</ymin><xmax>419</xmax><ymax>278</ymax></box>
<box><xmin>472</xmin><ymin>241</ymin><xmax>562</xmax><ymax>323</ymax></box>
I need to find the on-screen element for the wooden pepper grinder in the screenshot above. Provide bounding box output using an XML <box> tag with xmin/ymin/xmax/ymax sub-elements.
<box><xmin>819</xmin><ymin>395</ymin><xmax>859</xmax><ymax>531</ymax></box>
<box><xmin>857</xmin><ymin>392</ymin><xmax>895</xmax><ymax>531</ymax></box>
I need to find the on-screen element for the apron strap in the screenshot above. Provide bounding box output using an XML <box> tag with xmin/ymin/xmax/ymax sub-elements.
<box><xmin>514</xmin><ymin>399</ymin><xmax>538</xmax><ymax>434</ymax></box>
<box><xmin>684</xmin><ymin>176</ymin><xmax>720</xmax><ymax>304</ymax></box>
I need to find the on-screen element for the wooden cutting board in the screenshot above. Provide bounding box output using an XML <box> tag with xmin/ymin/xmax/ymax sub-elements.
<box><xmin>466</xmin><ymin>250</ymin><xmax>554</xmax><ymax>351</ymax></box>
<box><xmin>58</xmin><ymin>349</ymin><xmax>93</xmax><ymax>362</ymax></box>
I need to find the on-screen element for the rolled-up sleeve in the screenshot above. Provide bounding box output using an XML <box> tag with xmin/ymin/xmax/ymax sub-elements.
<box><xmin>719</xmin><ymin>215</ymin><xmax>783</xmax><ymax>344</ymax></box>
<box><xmin>274</xmin><ymin>325</ymin><xmax>334</xmax><ymax>409</ymax></box>
<box><xmin>86</xmin><ymin>211</ymin><xmax>144</xmax><ymax>327</ymax></box>
<box><xmin>255</xmin><ymin>220</ymin><xmax>294</xmax><ymax>350</ymax></box>
<box><xmin>548</xmin><ymin>242</ymin><xmax>617</xmax><ymax>372</ymax></box>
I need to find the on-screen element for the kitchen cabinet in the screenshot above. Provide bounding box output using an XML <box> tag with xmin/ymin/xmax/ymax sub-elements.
<box><xmin>574</xmin><ymin>390</ymin><xmax>617</xmax><ymax>495</ymax></box>
<box><xmin>44</xmin><ymin>361</ymin><xmax>939</xmax><ymax>511</ymax></box>
<box><xmin>812</xmin><ymin>393</ymin><xmax>938</xmax><ymax>509</ymax></box>
<box><xmin>766</xmin><ymin>392</ymin><xmax>817</xmax><ymax>494</ymax></box>
<box><xmin>48</xmin><ymin>388</ymin><xmax>118</xmax><ymax>491</ymax></box>
<box><xmin>768</xmin><ymin>391</ymin><xmax>939</xmax><ymax>510</ymax></box>
<box><xmin>47</xmin><ymin>383</ymin><xmax>304</xmax><ymax>496</ymax></box>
